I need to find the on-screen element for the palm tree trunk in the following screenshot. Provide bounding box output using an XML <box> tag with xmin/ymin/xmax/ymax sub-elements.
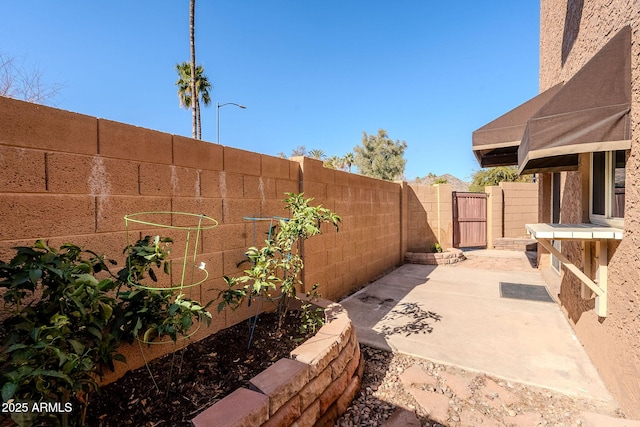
<box><xmin>196</xmin><ymin>96</ymin><xmax>202</xmax><ymax>139</ymax></box>
<box><xmin>189</xmin><ymin>0</ymin><xmax>197</xmax><ymax>139</ymax></box>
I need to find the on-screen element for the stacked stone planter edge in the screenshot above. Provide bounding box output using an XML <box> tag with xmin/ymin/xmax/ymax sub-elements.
<box><xmin>191</xmin><ymin>297</ymin><xmax>364</xmax><ymax>427</ymax></box>
<box><xmin>405</xmin><ymin>248</ymin><xmax>465</xmax><ymax>265</ymax></box>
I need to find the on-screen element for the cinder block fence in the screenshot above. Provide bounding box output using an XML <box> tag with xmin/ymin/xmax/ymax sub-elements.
<box><xmin>0</xmin><ymin>95</ymin><xmax>537</xmax><ymax>384</ymax></box>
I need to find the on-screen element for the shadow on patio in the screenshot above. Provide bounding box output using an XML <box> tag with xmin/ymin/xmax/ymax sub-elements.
<box><xmin>340</xmin><ymin>250</ymin><xmax>612</xmax><ymax>403</ymax></box>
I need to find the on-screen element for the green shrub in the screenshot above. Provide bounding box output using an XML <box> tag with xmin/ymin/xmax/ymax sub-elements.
<box><xmin>0</xmin><ymin>237</ymin><xmax>211</xmax><ymax>426</ymax></box>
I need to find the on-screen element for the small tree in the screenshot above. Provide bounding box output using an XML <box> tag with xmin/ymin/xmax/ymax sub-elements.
<box><xmin>0</xmin><ymin>52</ymin><xmax>62</xmax><ymax>104</ymax></box>
<box><xmin>468</xmin><ymin>166</ymin><xmax>532</xmax><ymax>192</ymax></box>
<box><xmin>354</xmin><ymin>129</ymin><xmax>407</xmax><ymax>181</ymax></box>
<box><xmin>218</xmin><ymin>193</ymin><xmax>341</xmax><ymax>330</ymax></box>
<box><xmin>290</xmin><ymin>145</ymin><xmax>307</xmax><ymax>157</ymax></box>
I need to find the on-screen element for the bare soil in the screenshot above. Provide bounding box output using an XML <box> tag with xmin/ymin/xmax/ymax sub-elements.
<box><xmin>0</xmin><ymin>310</ymin><xmax>309</xmax><ymax>427</ymax></box>
<box><xmin>83</xmin><ymin>310</ymin><xmax>311</xmax><ymax>426</ymax></box>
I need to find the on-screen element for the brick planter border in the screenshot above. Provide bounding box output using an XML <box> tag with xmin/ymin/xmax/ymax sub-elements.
<box><xmin>404</xmin><ymin>248</ymin><xmax>465</xmax><ymax>265</ymax></box>
<box><xmin>191</xmin><ymin>298</ymin><xmax>363</xmax><ymax>427</ymax></box>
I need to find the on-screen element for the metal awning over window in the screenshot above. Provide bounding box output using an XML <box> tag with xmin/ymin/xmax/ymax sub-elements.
<box><xmin>526</xmin><ymin>223</ymin><xmax>623</xmax><ymax>317</ymax></box>
<box><xmin>518</xmin><ymin>26</ymin><xmax>632</xmax><ymax>175</ymax></box>
<box><xmin>471</xmin><ymin>83</ymin><xmax>563</xmax><ymax>168</ymax></box>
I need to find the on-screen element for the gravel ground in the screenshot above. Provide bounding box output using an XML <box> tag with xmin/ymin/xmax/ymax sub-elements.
<box><xmin>335</xmin><ymin>345</ymin><xmax>626</xmax><ymax>427</ymax></box>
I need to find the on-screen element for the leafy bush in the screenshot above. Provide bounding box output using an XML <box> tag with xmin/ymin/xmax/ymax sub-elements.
<box><xmin>0</xmin><ymin>237</ymin><xmax>211</xmax><ymax>426</ymax></box>
<box><xmin>115</xmin><ymin>236</ymin><xmax>211</xmax><ymax>344</ymax></box>
<box><xmin>468</xmin><ymin>166</ymin><xmax>532</xmax><ymax>192</ymax></box>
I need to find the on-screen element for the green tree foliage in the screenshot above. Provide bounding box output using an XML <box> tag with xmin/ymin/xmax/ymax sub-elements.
<box><xmin>218</xmin><ymin>193</ymin><xmax>340</xmax><ymax>332</ymax></box>
<box><xmin>307</xmin><ymin>149</ymin><xmax>326</xmax><ymax>160</ymax></box>
<box><xmin>175</xmin><ymin>62</ymin><xmax>212</xmax><ymax>140</ymax></box>
<box><xmin>323</xmin><ymin>155</ymin><xmax>344</xmax><ymax>170</ymax></box>
<box><xmin>354</xmin><ymin>129</ymin><xmax>407</xmax><ymax>181</ymax></box>
<box><xmin>468</xmin><ymin>166</ymin><xmax>532</xmax><ymax>192</ymax></box>
<box><xmin>323</xmin><ymin>153</ymin><xmax>355</xmax><ymax>172</ymax></box>
<box><xmin>343</xmin><ymin>152</ymin><xmax>354</xmax><ymax>173</ymax></box>
<box><xmin>0</xmin><ymin>238</ymin><xmax>211</xmax><ymax>425</ymax></box>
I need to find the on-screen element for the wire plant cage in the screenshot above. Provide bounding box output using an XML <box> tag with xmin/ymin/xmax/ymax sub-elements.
<box><xmin>242</xmin><ymin>215</ymin><xmax>289</xmax><ymax>348</ymax></box>
<box><xmin>123</xmin><ymin>211</ymin><xmax>218</xmax><ymax>393</ymax></box>
<box><xmin>123</xmin><ymin>211</ymin><xmax>218</xmax><ymax>344</ymax></box>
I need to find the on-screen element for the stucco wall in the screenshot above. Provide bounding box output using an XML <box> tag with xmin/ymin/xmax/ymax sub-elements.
<box><xmin>539</xmin><ymin>0</ymin><xmax>640</xmax><ymax>416</ymax></box>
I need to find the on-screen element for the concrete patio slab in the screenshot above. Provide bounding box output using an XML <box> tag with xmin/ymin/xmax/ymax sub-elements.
<box><xmin>340</xmin><ymin>250</ymin><xmax>613</xmax><ymax>403</ymax></box>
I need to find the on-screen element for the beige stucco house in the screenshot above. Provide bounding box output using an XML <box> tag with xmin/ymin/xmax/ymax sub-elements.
<box><xmin>473</xmin><ymin>0</ymin><xmax>639</xmax><ymax>417</ymax></box>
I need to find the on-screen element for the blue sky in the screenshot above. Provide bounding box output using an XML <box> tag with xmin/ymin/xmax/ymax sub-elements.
<box><xmin>1</xmin><ymin>1</ymin><xmax>539</xmax><ymax>181</ymax></box>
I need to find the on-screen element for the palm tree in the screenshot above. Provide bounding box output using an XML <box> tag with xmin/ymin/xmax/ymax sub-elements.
<box><xmin>324</xmin><ymin>155</ymin><xmax>344</xmax><ymax>170</ymax></box>
<box><xmin>343</xmin><ymin>152</ymin><xmax>354</xmax><ymax>173</ymax></box>
<box><xmin>308</xmin><ymin>149</ymin><xmax>326</xmax><ymax>160</ymax></box>
<box><xmin>175</xmin><ymin>62</ymin><xmax>212</xmax><ymax>139</ymax></box>
<box><xmin>189</xmin><ymin>0</ymin><xmax>197</xmax><ymax>138</ymax></box>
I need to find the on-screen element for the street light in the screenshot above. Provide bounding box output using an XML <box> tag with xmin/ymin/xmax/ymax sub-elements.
<box><xmin>216</xmin><ymin>102</ymin><xmax>246</xmax><ymax>144</ymax></box>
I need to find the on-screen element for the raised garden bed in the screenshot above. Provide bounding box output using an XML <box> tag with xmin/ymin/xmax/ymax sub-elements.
<box><xmin>55</xmin><ymin>298</ymin><xmax>363</xmax><ymax>427</ymax></box>
<box><xmin>191</xmin><ymin>297</ymin><xmax>363</xmax><ymax>427</ymax></box>
<box><xmin>405</xmin><ymin>248</ymin><xmax>465</xmax><ymax>265</ymax></box>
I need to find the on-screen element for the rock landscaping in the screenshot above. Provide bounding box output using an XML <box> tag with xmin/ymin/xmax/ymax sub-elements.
<box><xmin>336</xmin><ymin>345</ymin><xmax>629</xmax><ymax>427</ymax></box>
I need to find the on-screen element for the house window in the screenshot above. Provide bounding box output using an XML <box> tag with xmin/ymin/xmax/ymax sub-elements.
<box><xmin>590</xmin><ymin>150</ymin><xmax>625</xmax><ymax>226</ymax></box>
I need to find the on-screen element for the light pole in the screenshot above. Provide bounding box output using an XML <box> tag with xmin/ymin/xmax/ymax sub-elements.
<box><xmin>216</xmin><ymin>102</ymin><xmax>246</xmax><ymax>144</ymax></box>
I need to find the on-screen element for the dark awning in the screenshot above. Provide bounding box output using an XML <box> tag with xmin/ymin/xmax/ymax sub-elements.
<box><xmin>471</xmin><ymin>83</ymin><xmax>563</xmax><ymax>168</ymax></box>
<box><xmin>518</xmin><ymin>26</ymin><xmax>631</xmax><ymax>174</ymax></box>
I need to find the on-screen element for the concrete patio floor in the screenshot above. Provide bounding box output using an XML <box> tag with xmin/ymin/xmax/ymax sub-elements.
<box><xmin>340</xmin><ymin>249</ymin><xmax>614</xmax><ymax>403</ymax></box>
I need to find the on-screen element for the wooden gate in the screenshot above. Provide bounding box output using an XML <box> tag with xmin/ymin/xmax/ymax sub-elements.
<box><xmin>453</xmin><ymin>192</ymin><xmax>487</xmax><ymax>248</ymax></box>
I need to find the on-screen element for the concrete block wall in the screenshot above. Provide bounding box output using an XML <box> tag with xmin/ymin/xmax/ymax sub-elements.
<box><xmin>0</xmin><ymin>94</ymin><xmax>544</xmax><ymax>389</ymax></box>
<box><xmin>485</xmin><ymin>186</ymin><xmax>504</xmax><ymax>249</ymax></box>
<box><xmin>499</xmin><ymin>182</ymin><xmax>538</xmax><ymax>238</ymax></box>
<box><xmin>407</xmin><ymin>183</ymin><xmax>542</xmax><ymax>252</ymax></box>
<box><xmin>0</xmin><ymin>95</ymin><xmax>401</xmax><ymax>382</ymax></box>
<box><xmin>297</xmin><ymin>157</ymin><xmax>402</xmax><ymax>301</ymax></box>
<box><xmin>485</xmin><ymin>182</ymin><xmax>538</xmax><ymax>249</ymax></box>
<box><xmin>405</xmin><ymin>184</ymin><xmax>454</xmax><ymax>251</ymax></box>
<box><xmin>0</xmin><ymin>95</ymin><xmax>302</xmax><ymax>382</ymax></box>
<box><xmin>406</xmin><ymin>185</ymin><xmax>437</xmax><ymax>252</ymax></box>
<box><xmin>435</xmin><ymin>184</ymin><xmax>454</xmax><ymax>249</ymax></box>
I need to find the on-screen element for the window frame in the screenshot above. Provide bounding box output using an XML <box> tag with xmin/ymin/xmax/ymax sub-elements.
<box><xmin>589</xmin><ymin>151</ymin><xmax>625</xmax><ymax>228</ymax></box>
